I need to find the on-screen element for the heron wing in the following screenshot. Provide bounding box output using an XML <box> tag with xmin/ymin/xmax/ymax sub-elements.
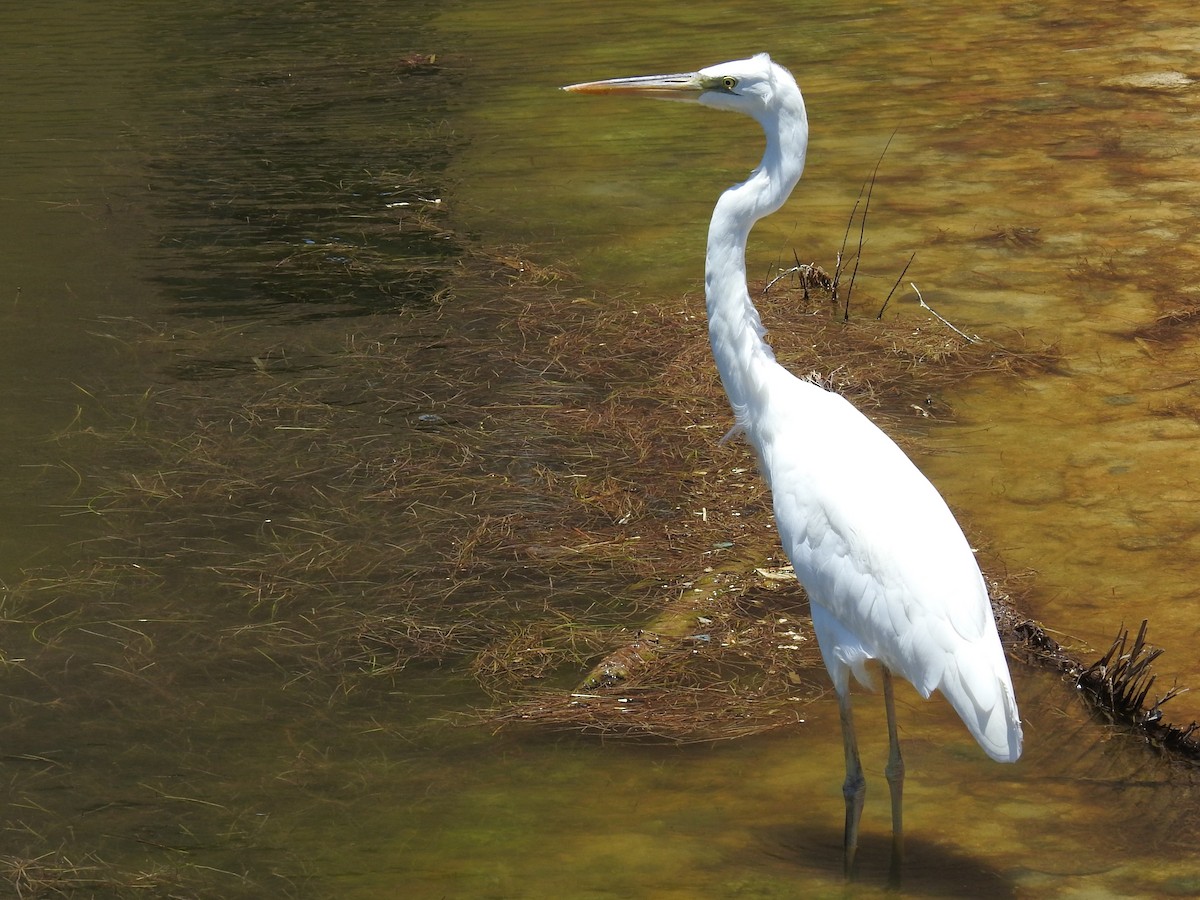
<box><xmin>749</xmin><ymin>371</ymin><xmax>1021</xmax><ymax>761</ymax></box>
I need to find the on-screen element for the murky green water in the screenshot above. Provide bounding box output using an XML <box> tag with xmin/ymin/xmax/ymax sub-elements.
<box><xmin>3</xmin><ymin>0</ymin><xmax>1200</xmax><ymax>897</ymax></box>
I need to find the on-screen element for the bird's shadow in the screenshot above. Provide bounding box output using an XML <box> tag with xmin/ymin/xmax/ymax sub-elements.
<box><xmin>758</xmin><ymin>823</ymin><xmax>1017</xmax><ymax>896</ymax></box>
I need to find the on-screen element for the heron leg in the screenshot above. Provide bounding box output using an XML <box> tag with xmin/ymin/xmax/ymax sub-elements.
<box><xmin>882</xmin><ymin>667</ymin><xmax>905</xmax><ymax>888</ymax></box>
<box><xmin>836</xmin><ymin>687</ymin><xmax>866</xmax><ymax>879</ymax></box>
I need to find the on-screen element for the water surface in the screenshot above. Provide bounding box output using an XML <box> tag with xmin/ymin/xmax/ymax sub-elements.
<box><xmin>2</xmin><ymin>0</ymin><xmax>1199</xmax><ymax>897</ymax></box>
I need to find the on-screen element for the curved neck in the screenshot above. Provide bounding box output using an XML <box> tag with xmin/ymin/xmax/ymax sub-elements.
<box><xmin>705</xmin><ymin>98</ymin><xmax>808</xmax><ymax>416</ymax></box>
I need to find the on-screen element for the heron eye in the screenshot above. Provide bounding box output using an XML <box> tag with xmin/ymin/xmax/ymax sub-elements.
<box><xmin>722</xmin><ymin>76</ymin><xmax>738</xmax><ymax>92</ymax></box>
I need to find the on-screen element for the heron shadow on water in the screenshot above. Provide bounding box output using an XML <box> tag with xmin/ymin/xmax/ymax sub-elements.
<box><xmin>760</xmin><ymin>823</ymin><xmax>1019</xmax><ymax>895</ymax></box>
<box><xmin>563</xmin><ymin>53</ymin><xmax>1023</xmax><ymax>883</ymax></box>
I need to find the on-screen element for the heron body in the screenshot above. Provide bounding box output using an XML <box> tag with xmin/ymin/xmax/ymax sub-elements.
<box><xmin>564</xmin><ymin>53</ymin><xmax>1021</xmax><ymax>879</ymax></box>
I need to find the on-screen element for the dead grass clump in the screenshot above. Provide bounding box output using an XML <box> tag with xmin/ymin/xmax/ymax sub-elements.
<box><xmin>470</xmin><ymin>622</ymin><xmax>615</xmax><ymax>694</ymax></box>
<box><xmin>754</xmin><ymin>273</ymin><xmax>1057</xmax><ymax>424</ymax></box>
<box><xmin>975</xmin><ymin>225</ymin><xmax>1043</xmax><ymax>248</ymax></box>
<box><xmin>1127</xmin><ymin>303</ymin><xmax>1200</xmax><ymax>345</ymax></box>
<box><xmin>490</xmin><ymin>577</ymin><xmax>825</xmax><ymax>743</ymax></box>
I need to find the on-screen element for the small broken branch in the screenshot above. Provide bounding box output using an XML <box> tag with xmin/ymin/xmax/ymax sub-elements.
<box><xmin>911</xmin><ymin>283</ymin><xmax>979</xmax><ymax>343</ymax></box>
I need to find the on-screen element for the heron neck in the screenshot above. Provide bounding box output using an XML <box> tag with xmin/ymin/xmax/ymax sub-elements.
<box><xmin>705</xmin><ymin>103</ymin><xmax>807</xmax><ymax>418</ymax></box>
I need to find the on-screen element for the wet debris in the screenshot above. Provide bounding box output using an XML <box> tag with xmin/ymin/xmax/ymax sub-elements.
<box><xmin>1127</xmin><ymin>303</ymin><xmax>1200</xmax><ymax>345</ymax></box>
<box><xmin>1005</xmin><ymin>610</ymin><xmax>1200</xmax><ymax>764</ymax></box>
<box><xmin>489</xmin><ymin>576</ymin><xmax>823</xmax><ymax>744</ymax></box>
<box><xmin>976</xmin><ymin>225</ymin><xmax>1043</xmax><ymax>248</ymax></box>
<box><xmin>1101</xmin><ymin>72</ymin><xmax>1195</xmax><ymax>94</ymax></box>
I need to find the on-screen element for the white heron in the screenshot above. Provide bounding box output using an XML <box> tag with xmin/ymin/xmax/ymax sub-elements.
<box><xmin>563</xmin><ymin>54</ymin><xmax>1022</xmax><ymax>880</ymax></box>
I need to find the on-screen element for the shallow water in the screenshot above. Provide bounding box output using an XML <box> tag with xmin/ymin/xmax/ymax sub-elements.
<box><xmin>3</xmin><ymin>0</ymin><xmax>1200</xmax><ymax>897</ymax></box>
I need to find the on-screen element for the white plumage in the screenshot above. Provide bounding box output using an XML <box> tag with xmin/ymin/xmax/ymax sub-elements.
<box><xmin>762</xmin><ymin>377</ymin><xmax>1021</xmax><ymax>762</ymax></box>
<box><xmin>565</xmin><ymin>52</ymin><xmax>1021</xmax><ymax>880</ymax></box>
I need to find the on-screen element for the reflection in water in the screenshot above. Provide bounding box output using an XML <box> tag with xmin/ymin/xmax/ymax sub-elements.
<box><xmin>138</xmin><ymin>9</ymin><xmax>461</xmax><ymax>319</ymax></box>
<box><xmin>2</xmin><ymin>0</ymin><xmax>1200</xmax><ymax>897</ymax></box>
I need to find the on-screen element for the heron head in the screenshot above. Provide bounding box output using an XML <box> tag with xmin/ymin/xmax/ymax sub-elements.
<box><xmin>563</xmin><ymin>53</ymin><xmax>799</xmax><ymax>126</ymax></box>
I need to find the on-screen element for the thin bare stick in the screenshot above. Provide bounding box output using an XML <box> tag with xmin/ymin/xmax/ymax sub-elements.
<box><xmin>831</xmin><ymin>198</ymin><xmax>861</xmax><ymax>307</ymax></box>
<box><xmin>877</xmin><ymin>252</ymin><xmax>916</xmax><ymax>319</ymax></box>
<box><xmin>911</xmin><ymin>283</ymin><xmax>979</xmax><ymax>343</ymax></box>
<box><xmin>841</xmin><ymin>130</ymin><xmax>898</xmax><ymax>322</ymax></box>
<box><xmin>791</xmin><ymin>249</ymin><xmax>809</xmax><ymax>302</ymax></box>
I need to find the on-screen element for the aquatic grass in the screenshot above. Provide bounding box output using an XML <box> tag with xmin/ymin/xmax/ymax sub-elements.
<box><xmin>0</xmin><ymin>852</ymin><xmax>181</xmax><ymax>898</ymax></box>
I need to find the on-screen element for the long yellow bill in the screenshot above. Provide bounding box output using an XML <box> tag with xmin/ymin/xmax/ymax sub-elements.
<box><xmin>562</xmin><ymin>71</ymin><xmax>707</xmax><ymax>101</ymax></box>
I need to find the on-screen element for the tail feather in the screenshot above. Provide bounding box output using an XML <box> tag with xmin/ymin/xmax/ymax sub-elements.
<box><xmin>939</xmin><ymin>649</ymin><xmax>1023</xmax><ymax>763</ymax></box>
